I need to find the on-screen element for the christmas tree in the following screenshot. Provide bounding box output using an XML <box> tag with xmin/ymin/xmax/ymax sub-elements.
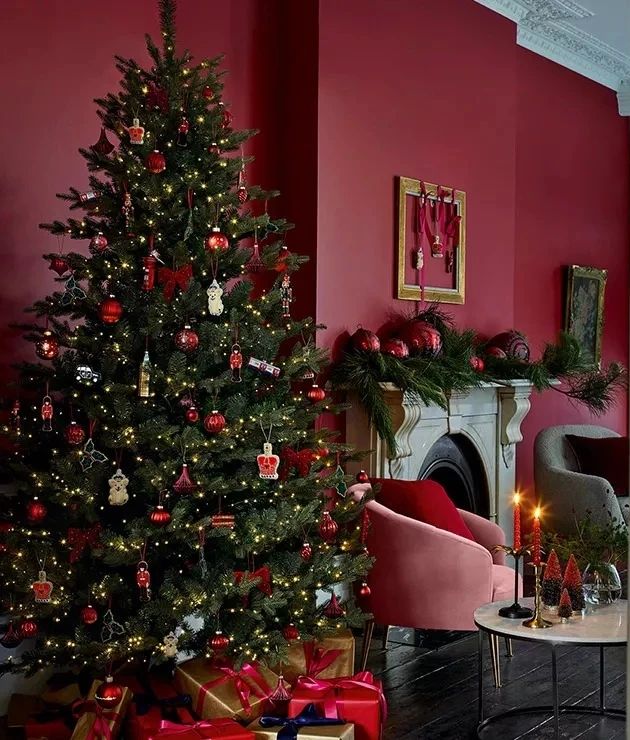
<box><xmin>1</xmin><ymin>0</ymin><xmax>370</xmax><ymax>675</ymax></box>
<box><xmin>561</xmin><ymin>554</ymin><xmax>585</xmax><ymax>613</ymax></box>
<box><xmin>558</xmin><ymin>588</ymin><xmax>572</xmax><ymax>620</ymax></box>
<box><xmin>541</xmin><ymin>548</ymin><xmax>562</xmax><ymax>608</ymax></box>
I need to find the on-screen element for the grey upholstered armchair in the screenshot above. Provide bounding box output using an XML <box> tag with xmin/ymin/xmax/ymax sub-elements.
<box><xmin>534</xmin><ymin>425</ymin><xmax>629</xmax><ymax>534</ymax></box>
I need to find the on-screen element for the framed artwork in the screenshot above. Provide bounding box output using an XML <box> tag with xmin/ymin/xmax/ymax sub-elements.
<box><xmin>564</xmin><ymin>265</ymin><xmax>607</xmax><ymax>368</ymax></box>
<box><xmin>396</xmin><ymin>176</ymin><xmax>466</xmax><ymax>304</ymax></box>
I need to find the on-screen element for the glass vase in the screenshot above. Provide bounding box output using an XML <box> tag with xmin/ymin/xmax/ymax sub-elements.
<box><xmin>582</xmin><ymin>562</ymin><xmax>622</xmax><ymax>607</ymax></box>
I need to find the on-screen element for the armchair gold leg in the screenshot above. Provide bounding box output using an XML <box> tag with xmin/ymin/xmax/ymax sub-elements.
<box><xmin>505</xmin><ymin>637</ymin><xmax>513</xmax><ymax>658</ymax></box>
<box><xmin>361</xmin><ymin>618</ymin><xmax>375</xmax><ymax>672</ymax></box>
<box><xmin>489</xmin><ymin>633</ymin><xmax>501</xmax><ymax>688</ymax></box>
<box><xmin>382</xmin><ymin>625</ymin><xmax>390</xmax><ymax>650</ymax></box>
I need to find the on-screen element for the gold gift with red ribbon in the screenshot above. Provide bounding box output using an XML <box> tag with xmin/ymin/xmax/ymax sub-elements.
<box><xmin>174</xmin><ymin>658</ymin><xmax>278</xmax><ymax>721</ymax></box>
<box><xmin>276</xmin><ymin>630</ymin><xmax>355</xmax><ymax>684</ymax></box>
<box><xmin>70</xmin><ymin>680</ymin><xmax>133</xmax><ymax>740</ymax></box>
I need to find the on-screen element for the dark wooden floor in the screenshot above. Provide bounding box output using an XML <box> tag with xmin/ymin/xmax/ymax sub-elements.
<box><xmin>365</xmin><ymin>628</ymin><xmax>626</xmax><ymax>739</ymax></box>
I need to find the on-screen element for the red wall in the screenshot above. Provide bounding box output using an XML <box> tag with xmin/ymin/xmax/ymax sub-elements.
<box><xmin>315</xmin><ymin>0</ymin><xmax>629</xmax><ymax>490</ymax></box>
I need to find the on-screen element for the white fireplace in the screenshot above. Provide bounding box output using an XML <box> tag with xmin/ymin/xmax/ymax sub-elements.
<box><xmin>346</xmin><ymin>381</ymin><xmax>534</xmax><ymax>535</ymax></box>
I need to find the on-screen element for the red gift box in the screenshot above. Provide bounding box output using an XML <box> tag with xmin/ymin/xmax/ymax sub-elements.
<box><xmin>287</xmin><ymin>672</ymin><xmax>386</xmax><ymax>740</ymax></box>
<box><xmin>151</xmin><ymin>717</ymin><xmax>255</xmax><ymax>739</ymax></box>
<box><xmin>120</xmin><ymin>673</ymin><xmax>195</xmax><ymax>740</ymax></box>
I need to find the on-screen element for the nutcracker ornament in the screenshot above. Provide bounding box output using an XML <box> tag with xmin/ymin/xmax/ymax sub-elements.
<box><xmin>136</xmin><ymin>560</ymin><xmax>151</xmax><ymax>601</ymax></box>
<box><xmin>127</xmin><ymin>118</ymin><xmax>145</xmax><ymax>145</ymax></box>
<box><xmin>229</xmin><ymin>344</ymin><xmax>243</xmax><ymax>383</ymax></box>
<box><xmin>176</xmin><ymin>116</ymin><xmax>190</xmax><ymax>147</ymax></box>
<box><xmin>280</xmin><ymin>273</ymin><xmax>293</xmax><ymax>319</ymax></box>
<box><xmin>41</xmin><ymin>395</ymin><xmax>53</xmax><ymax>432</ymax></box>
<box><xmin>108</xmin><ymin>469</ymin><xmax>129</xmax><ymax>506</ymax></box>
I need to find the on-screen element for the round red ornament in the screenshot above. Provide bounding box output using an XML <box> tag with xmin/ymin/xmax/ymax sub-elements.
<box><xmin>381</xmin><ymin>338</ymin><xmax>410</xmax><ymax>359</ymax></box>
<box><xmin>283</xmin><ymin>624</ymin><xmax>299</xmax><ymax>641</ymax></box>
<box><xmin>307</xmin><ymin>384</ymin><xmax>326</xmax><ymax>403</ymax></box>
<box><xmin>356</xmin><ymin>470</ymin><xmax>370</xmax><ymax>484</ymax></box>
<box><xmin>174</xmin><ymin>325</ymin><xmax>199</xmax><ymax>353</ymax></box>
<box><xmin>185</xmin><ymin>406</ymin><xmax>200</xmax><ymax>423</ymax></box>
<box><xmin>204</xmin><ymin>410</ymin><xmax>226</xmax><ymax>434</ymax></box>
<box><xmin>399</xmin><ymin>321</ymin><xmax>442</xmax><ymax>357</ymax></box>
<box><xmin>300</xmin><ymin>542</ymin><xmax>313</xmax><ymax>561</ymax></box>
<box><xmin>485</xmin><ymin>346</ymin><xmax>507</xmax><ymax>359</ymax></box>
<box><xmin>64</xmin><ymin>421</ymin><xmax>86</xmax><ymax>446</ymax></box>
<box><xmin>146</xmin><ymin>150</ymin><xmax>166</xmax><ymax>174</ymax></box>
<box><xmin>90</xmin><ymin>232</ymin><xmax>108</xmax><ymax>251</ymax></box>
<box><xmin>319</xmin><ymin>511</ymin><xmax>338</xmax><ymax>543</ymax></box>
<box><xmin>95</xmin><ymin>676</ymin><xmax>123</xmax><ymax>710</ymax></box>
<box><xmin>209</xmin><ymin>630</ymin><xmax>229</xmax><ymax>653</ymax></box>
<box><xmin>351</xmin><ymin>328</ymin><xmax>380</xmax><ymax>353</ymax></box>
<box><xmin>487</xmin><ymin>330</ymin><xmax>530</xmax><ymax>361</ymax></box>
<box><xmin>49</xmin><ymin>255</ymin><xmax>69</xmax><ymax>276</ymax></box>
<box><xmin>99</xmin><ymin>296</ymin><xmax>123</xmax><ymax>325</ymax></box>
<box><xmin>35</xmin><ymin>330</ymin><xmax>59</xmax><ymax>360</ymax></box>
<box><xmin>469</xmin><ymin>356</ymin><xmax>485</xmax><ymax>372</ymax></box>
<box><xmin>149</xmin><ymin>505</ymin><xmax>171</xmax><ymax>526</ymax></box>
<box><xmin>81</xmin><ymin>604</ymin><xmax>98</xmax><ymax>625</ymax></box>
<box><xmin>202</xmin><ymin>85</ymin><xmax>214</xmax><ymax>101</ymax></box>
<box><xmin>26</xmin><ymin>500</ymin><xmax>47</xmax><ymax>524</ymax></box>
<box><xmin>358</xmin><ymin>582</ymin><xmax>371</xmax><ymax>598</ymax></box>
<box><xmin>205</xmin><ymin>227</ymin><xmax>229</xmax><ymax>252</ymax></box>
<box><xmin>18</xmin><ymin>619</ymin><xmax>38</xmax><ymax>639</ymax></box>
<box><xmin>314</xmin><ymin>448</ymin><xmax>329</xmax><ymax>461</ymax></box>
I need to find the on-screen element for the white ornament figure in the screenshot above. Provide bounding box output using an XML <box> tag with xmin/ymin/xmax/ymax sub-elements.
<box><xmin>108</xmin><ymin>468</ymin><xmax>129</xmax><ymax>505</ymax></box>
<box><xmin>163</xmin><ymin>631</ymin><xmax>179</xmax><ymax>658</ymax></box>
<box><xmin>206</xmin><ymin>279</ymin><xmax>224</xmax><ymax>316</ymax></box>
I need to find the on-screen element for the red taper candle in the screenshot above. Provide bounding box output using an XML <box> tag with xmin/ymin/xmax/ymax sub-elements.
<box><xmin>532</xmin><ymin>506</ymin><xmax>542</xmax><ymax>566</ymax></box>
<box><xmin>513</xmin><ymin>493</ymin><xmax>521</xmax><ymax>550</ymax></box>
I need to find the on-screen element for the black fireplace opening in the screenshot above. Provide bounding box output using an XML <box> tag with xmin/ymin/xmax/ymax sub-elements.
<box><xmin>417</xmin><ymin>434</ymin><xmax>489</xmax><ymax>517</ymax></box>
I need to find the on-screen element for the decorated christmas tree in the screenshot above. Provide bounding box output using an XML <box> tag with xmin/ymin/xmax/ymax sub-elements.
<box><xmin>561</xmin><ymin>554</ymin><xmax>585</xmax><ymax>613</ymax></box>
<box><xmin>541</xmin><ymin>548</ymin><xmax>562</xmax><ymax>608</ymax></box>
<box><xmin>0</xmin><ymin>0</ymin><xmax>370</xmax><ymax>676</ymax></box>
<box><xmin>558</xmin><ymin>588</ymin><xmax>573</xmax><ymax>620</ymax></box>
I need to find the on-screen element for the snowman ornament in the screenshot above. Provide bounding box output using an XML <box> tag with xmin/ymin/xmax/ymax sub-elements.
<box><xmin>207</xmin><ymin>279</ymin><xmax>224</xmax><ymax>316</ymax></box>
<box><xmin>108</xmin><ymin>468</ymin><xmax>129</xmax><ymax>505</ymax></box>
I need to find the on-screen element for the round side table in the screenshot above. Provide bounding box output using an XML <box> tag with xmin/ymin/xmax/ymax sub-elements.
<box><xmin>474</xmin><ymin>598</ymin><xmax>626</xmax><ymax>739</ymax></box>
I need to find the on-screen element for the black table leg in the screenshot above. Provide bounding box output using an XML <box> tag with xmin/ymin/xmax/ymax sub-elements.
<box><xmin>478</xmin><ymin>629</ymin><xmax>484</xmax><ymax>723</ymax></box>
<box><xmin>600</xmin><ymin>645</ymin><xmax>606</xmax><ymax>713</ymax></box>
<box><xmin>551</xmin><ymin>645</ymin><xmax>559</xmax><ymax>739</ymax></box>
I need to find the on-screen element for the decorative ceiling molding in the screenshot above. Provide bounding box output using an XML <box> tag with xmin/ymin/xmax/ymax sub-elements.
<box><xmin>475</xmin><ymin>0</ymin><xmax>630</xmax><ymax>91</ymax></box>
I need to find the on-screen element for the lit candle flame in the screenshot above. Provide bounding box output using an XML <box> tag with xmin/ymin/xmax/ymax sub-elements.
<box><xmin>534</xmin><ymin>506</ymin><xmax>541</xmax><ymax>519</ymax></box>
<box><xmin>513</xmin><ymin>492</ymin><xmax>520</xmax><ymax>505</ymax></box>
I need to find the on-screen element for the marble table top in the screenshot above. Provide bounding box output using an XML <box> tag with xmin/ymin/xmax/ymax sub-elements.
<box><xmin>474</xmin><ymin>598</ymin><xmax>627</xmax><ymax>644</ymax></box>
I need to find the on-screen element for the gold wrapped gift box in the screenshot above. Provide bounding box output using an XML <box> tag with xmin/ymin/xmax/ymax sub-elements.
<box><xmin>275</xmin><ymin>630</ymin><xmax>355</xmax><ymax>684</ymax></box>
<box><xmin>70</xmin><ymin>680</ymin><xmax>133</xmax><ymax>740</ymax></box>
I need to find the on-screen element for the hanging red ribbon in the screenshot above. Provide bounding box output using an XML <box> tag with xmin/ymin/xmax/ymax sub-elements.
<box><xmin>158</xmin><ymin>264</ymin><xmax>193</xmax><ymax>302</ymax></box>
<box><xmin>67</xmin><ymin>523</ymin><xmax>101</xmax><ymax>563</ymax></box>
<box><xmin>280</xmin><ymin>447</ymin><xmax>316</xmax><ymax>480</ymax></box>
<box><xmin>233</xmin><ymin>566</ymin><xmax>273</xmax><ymax>596</ymax></box>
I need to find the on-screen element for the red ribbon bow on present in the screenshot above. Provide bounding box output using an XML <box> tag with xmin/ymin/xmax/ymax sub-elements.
<box><xmin>198</xmin><ymin>661</ymin><xmax>271</xmax><ymax>717</ymax></box>
<box><xmin>294</xmin><ymin>671</ymin><xmax>388</xmax><ymax>723</ymax></box>
<box><xmin>280</xmin><ymin>447</ymin><xmax>316</xmax><ymax>480</ymax></box>
<box><xmin>302</xmin><ymin>641</ymin><xmax>344</xmax><ymax>678</ymax></box>
<box><xmin>158</xmin><ymin>264</ymin><xmax>193</xmax><ymax>302</ymax></box>
<box><xmin>67</xmin><ymin>523</ymin><xmax>101</xmax><ymax>563</ymax></box>
<box><xmin>234</xmin><ymin>566</ymin><xmax>272</xmax><ymax>596</ymax></box>
<box><xmin>73</xmin><ymin>700</ymin><xmax>118</xmax><ymax>740</ymax></box>
<box><xmin>157</xmin><ymin>717</ymin><xmax>240</xmax><ymax>737</ymax></box>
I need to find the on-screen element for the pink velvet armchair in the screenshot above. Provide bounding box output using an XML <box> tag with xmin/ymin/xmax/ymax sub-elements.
<box><xmin>353</xmin><ymin>485</ymin><xmax>521</xmax><ymax>687</ymax></box>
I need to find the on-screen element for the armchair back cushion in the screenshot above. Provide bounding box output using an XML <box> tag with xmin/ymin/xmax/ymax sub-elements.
<box><xmin>566</xmin><ymin>435</ymin><xmax>629</xmax><ymax>496</ymax></box>
<box><xmin>372</xmin><ymin>477</ymin><xmax>475</xmax><ymax>541</ymax></box>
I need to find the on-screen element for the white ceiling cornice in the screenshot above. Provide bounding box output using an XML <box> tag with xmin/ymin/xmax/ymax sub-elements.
<box><xmin>475</xmin><ymin>0</ymin><xmax>630</xmax><ymax>91</ymax></box>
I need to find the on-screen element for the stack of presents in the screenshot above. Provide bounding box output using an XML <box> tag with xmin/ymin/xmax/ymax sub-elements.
<box><xmin>7</xmin><ymin>630</ymin><xmax>386</xmax><ymax>739</ymax></box>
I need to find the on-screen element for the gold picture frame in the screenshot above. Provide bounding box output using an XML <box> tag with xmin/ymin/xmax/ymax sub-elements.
<box><xmin>397</xmin><ymin>176</ymin><xmax>466</xmax><ymax>304</ymax></box>
<box><xmin>564</xmin><ymin>265</ymin><xmax>607</xmax><ymax>368</ymax></box>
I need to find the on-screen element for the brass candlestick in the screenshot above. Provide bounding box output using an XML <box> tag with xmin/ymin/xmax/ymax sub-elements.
<box><xmin>492</xmin><ymin>544</ymin><xmax>533</xmax><ymax>619</ymax></box>
<box><xmin>523</xmin><ymin>562</ymin><xmax>552</xmax><ymax>629</ymax></box>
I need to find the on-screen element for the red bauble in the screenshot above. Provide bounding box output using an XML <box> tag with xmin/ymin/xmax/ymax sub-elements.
<box><xmin>95</xmin><ymin>677</ymin><xmax>123</xmax><ymax>709</ymax></box>
<box><xmin>204</xmin><ymin>410</ymin><xmax>226</xmax><ymax>434</ymax></box>
<box><xmin>209</xmin><ymin>630</ymin><xmax>229</xmax><ymax>653</ymax></box>
<box><xmin>49</xmin><ymin>255</ymin><xmax>69</xmax><ymax>276</ymax></box>
<box><xmin>146</xmin><ymin>150</ymin><xmax>166</xmax><ymax>174</ymax></box>
<box><xmin>219</xmin><ymin>104</ymin><xmax>233</xmax><ymax>128</ymax></box>
<box><xmin>487</xmin><ymin>330</ymin><xmax>530</xmax><ymax>361</ymax></box>
<box><xmin>149</xmin><ymin>505</ymin><xmax>171</xmax><ymax>526</ymax></box>
<box><xmin>185</xmin><ymin>406</ymin><xmax>200</xmax><ymax>423</ymax></box>
<box><xmin>202</xmin><ymin>85</ymin><xmax>214</xmax><ymax>101</ymax></box>
<box><xmin>300</xmin><ymin>542</ymin><xmax>313</xmax><ymax>561</ymax></box>
<box><xmin>64</xmin><ymin>422</ymin><xmax>86</xmax><ymax>446</ymax></box>
<box><xmin>19</xmin><ymin>619</ymin><xmax>38</xmax><ymax>639</ymax></box>
<box><xmin>35</xmin><ymin>330</ymin><xmax>59</xmax><ymax>360</ymax></box>
<box><xmin>356</xmin><ymin>470</ymin><xmax>370</xmax><ymax>484</ymax></box>
<box><xmin>485</xmin><ymin>346</ymin><xmax>507</xmax><ymax>359</ymax></box>
<box><xmin>469</xmin><ymin>356</ymin><xmax>485</xmax><ymax>372</ymax></box>
<box><xmin>90</xmin><ymin>232</ymin><xmax>108</xmax><ymax>251</ymax></box>
<box><xmin>26</xmin><ymin>500</ymin><xmax>47</xmax><ymax>524</ymax></box>
<box><xmin>81</xmin><ymin>604</ymin><xmax>99</xmax><ymax>625</ymax></box>
<box><xmin>274</xmin><ymin>246</ymin><xmax>291</xmax><ymax>272</ymax></box>
<box><xmin>205</xmin><ymin>228</ymin><xmax>229</xmax><ymax>252</ymax></box>
<box><xmin>351</xmin><ymin>328</ymin><xmax>380</xmax><ymax>353</ymax></box>
<box><xmin>99</xmin><ymin>296</ymin><xmax>123</xmax><ymax>325</ymax></box>
<box><xmin>307</xmin><ymin>384</ymin><xmax>326</xmax><ymax>403</ymax></box>
<box><xmin>381</xmin><ymin>338</ymin><xmax>410</xmax><ymax>359</ymax></box>
<box><xmin>92</xmin><ymin>128</ymin><xmax>115</xmax><ymax>156</ymax></box>
<box><xmin>358</xmin><ymin>582</ymin><xmax>371</xmax><ymax>598</ymax></box>
<box><xmin>314</xmin><ymin>447</ymin><xmax>330</xmax><ymax>461</ymax></box>
<box><xmin>283</xmin><ymin>623</ymin><xmax>299</xmax><ymax>641</ymax></box>
<box><xmin>399</xmin><ymin>321</ymin><xmax>442</xmax><ymax>357</ymax></box>
<box><xmin>319</xmin><ymin>511</ymin><xmax>338</xmax><ymax>543</ymax></box>
<box><xmin>174</xmin><ymin>325</ymin><xmax>199</xmax><ymax>353</ymax></box>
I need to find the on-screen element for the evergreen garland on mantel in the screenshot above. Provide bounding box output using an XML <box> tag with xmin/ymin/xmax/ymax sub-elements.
<box><xmin>331</xmin><ymin>305</ymin><xmax>627</xmax><ymax>456</ymax></box>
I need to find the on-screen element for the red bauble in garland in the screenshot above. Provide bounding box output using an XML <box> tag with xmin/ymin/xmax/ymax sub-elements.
<box><xmin>81</xmin><ymin>604</ymin><xmax>99</xmax><ymax>625</ymax></box>
<box><xmin>95</xmin><ymin>676</ymin><xmax>124</xmax><ymax>709</ymax></box>
<box><xmin>64</xmin><ymin>422</ymin><xmax>86</xmax><ymax>446</ymax></box>
<box><xmin>26</xmin><ymin>500</ymin><xmax>47</xmax><ymax>524</ymax></box>
<box><xmin>49</xmin><ymin>255</ymin><xmax>69</xmax><ymax>276</ymax></box>
<box><xmin>90</xmin><ymin>232</ymin><xmax>108</xmax><ymax>251</ymax></box>
<box><xmin>356</xmin><ymin>470</ymin><xmax>370</xmax><ymax>484</ymax></box>
<box><xmin>399</xmin><ymin>321</ymin><xmax>442</xmax><ymax>357</ymax></box>
<box><xmin>146</xmin><ymin>150</ymin><xmax>166</xmax><ymax>174</ymax></box>
<box><xmin>35</xmin><ymin>330</ymin><xmax>59</xmax><ymax>360</ymax></box>
<box><xmin>381</xmin><ymin>338</ymin><xmax>409</xmax><ymax>359</ymax></box>
<box><xmin>469</xmin><ymin>356</ymin><xmax>485</xmax><ymax>372</ymax></box>
<box><xmin>283</xmin><ymin>623</ymin><xmax>299</xmax><ymax>641</ymax></box>
<box><xmin>485</xmin><ymin>346</ymin><xmax>507</xmax><ymax>359</ymax></box>
<box><xmin>149</xmin><ymin>505</ymin><xmax>171</xmax><ymax>526</ymax></box>
<box><xmin>99</xmin><ymin>296</ymin><xmax>123</xmax><ymax>325</ymax></box>
<box><xmin>300</xmin><ymin>542</ymin><xmax>313</xmax><ymax>561</ymax></box>
<box><xmin>209</xmin><ymin>630</ymin><xmax>229</xmax><ymax>653</ymax></box>
<box><xmin>18</xmin><ymin>619</ymin><xmax>38</xmax><ymax>639</ymax></box>
<box><xmin>204</xmin><ymin>410</ymin><xmax>226</xmax><ymax>434</ymax></box>
<box><xmin>307</xmin><ymin>384</ymin><xmax>326</xmax><ymax>403</ymax></box>
<box><xmin>185</xmin><ymin>406</ymin><xmax>200</xmax><ymax>423</ymax></box>
<box><xmin>358</xmin><ymin>582</ymin><xmax>371</xmax><ymax>598</ymax></box>
<box><xmin>205</xmin><ymin>227</ymin><xmax>229</xmax><ymax>252</ymax></box>
<box><xmin>318</xmin><ymin>511</ymin><xmax>338</xmax><ymax>543</ymax></box>
<box><xmin>202</xmin><ymin>85</ymin><xmax>214</xmax><ymax>101</ymax></box>
<box><xmin>351</xmin><ymin>328</ymin><xmax>380</xmax><ymax>353</ymax></box>
<box><xmin>174</xmin><ymin>325</ymin><xmax>199</xmax><ymax>353</ymax></box>
<box><xmin>487</xmin><ymin>330</ymin><xmax>530</xmax><ymax>361</ymax></box>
